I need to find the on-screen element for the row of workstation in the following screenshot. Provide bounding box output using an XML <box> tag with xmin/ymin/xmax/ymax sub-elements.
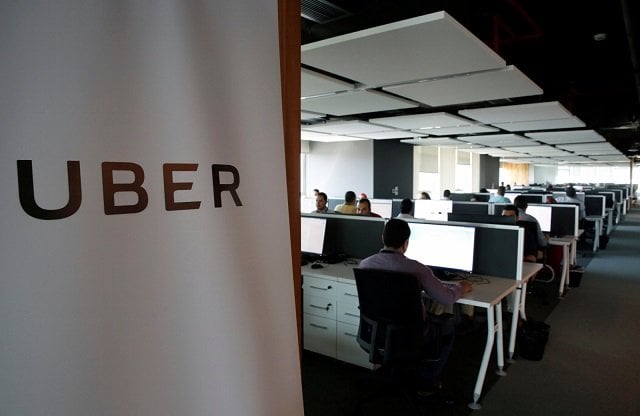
<box><xmin>300</xmin><ymin>213</ymin><xmax>540</xmax><ymax>409</ymax></box>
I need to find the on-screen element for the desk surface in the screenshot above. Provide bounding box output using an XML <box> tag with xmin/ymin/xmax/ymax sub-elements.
<box><xmin>302</xmin><ymin>262</ymin><xmax>518</xmax><ymax>308</ymax></box>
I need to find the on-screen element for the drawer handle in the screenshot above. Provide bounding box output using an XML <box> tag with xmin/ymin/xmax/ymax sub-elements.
<box><xmin>343</xmin><ymin>332</ymin><xmax>357</xmax><ymax>338</ymax></box>
<box><xmin>309</xmin><ymin>285</ymin><xmax>332</xmax><ymax>291</ymax></box>
<box><xmin>310</xmin><ymin>323</ymin><xmax>328</xmax><ymax>330</ymax></box>
<box><xmin>343</xmin><ymin>293</ymin><xmax>358</xmax><ymax>297</ymax></box>
<box><xmin>310</xmin><ymin>303</ymin><xmax>332</xmax><ymax>311</ymax></box>
<box><xmin>344</xmin><ymin>312</ymin><xmax>360</xmax><ymax>318</ymax></box>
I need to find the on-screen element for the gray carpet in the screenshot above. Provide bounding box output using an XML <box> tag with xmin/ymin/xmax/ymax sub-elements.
<box><xmin>478</xmin><ymin>208</ymin><xmax>640</xmax><ymax>415</ymax></box>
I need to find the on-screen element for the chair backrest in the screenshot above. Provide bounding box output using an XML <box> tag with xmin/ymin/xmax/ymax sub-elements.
<box><xmin>353</xmin><ymin>268</ymin><xmax>424</xmax><ymax>366</ymax></box>
<box><xmin>517</xmin><ymin>220</ymin><xmax>539</xmax><ymax>260</ymax></box>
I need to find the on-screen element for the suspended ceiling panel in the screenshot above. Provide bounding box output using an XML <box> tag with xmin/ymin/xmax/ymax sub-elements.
<box><xmin>369</xmin><ymin>112</ymin><xmax>474</xmax><ymax>129</ymax></box>
<box><xmin>469</xmin><ymin>148</ymin><xmax>525</xmax><ymax>157</ymax></box>
<box><xmin>301</xmin><ymin>110</ymin><xmax>326</xmax><ymax>120</ymax></box>
<box><xmin>303</xmin><ymin>120</ymin><xmax>394</xmax><ymax>135</ymax></box>
<box><xmin>589</xmin><ymin>155</ymin><xmax>630</xmax><ymax>162</ymax></box>
<box><xmin>525</xmin><ymin>130</ymin><xmax>606</xmax><ymax>144</ymax></box>
<box><xmin>412</xmin><ymin>124</ymin><xmax>499</xmax><ymax>136</ymax></box>
<box><xmin>502</xmin><ymin>145</ymin><xmax>573</xmax><ymax>157</ymax></box>
<box><xmin>456</xmin><ymin>134</ymin><xmax>534</xmax><ymax>147</ymax></box>
<box><xmin>352</xmin><ymin>130</ymin><xmax>423</xmax><ymax>140</ymax></box>
<box><xmin>384</xmin><ymin>66</ymin><xmax>542</xmax><ymax>107</ymax></box>
<box><xmin>400</xmin><ymin>137</ymin><xmax>484</xmax><ymax>148</ymax></box>
<box><xmin>556</xmin><ymin>142</ymin><xmax>621</xmax><ymax>154</ymax></box>
<box><xmin>491</xmin><ymin>117</ymin><xmax>586</xmax><ymax>132</ymax></box>
<box><xmin>503</xmin><ymin>157</ymin><xmax>559</xmax><ymax>164</ymax></box>
<box><xmin>301</xmin><ymin>130</ymin><xmax>367</xmax><ymax>142</ymax></box>
<box><xmin>301</xmin><ymin>90</ymin><xmax>417</xmax><ymax>115</ymax></box>
<box><xmin>458</xmin><ymin>101</ymin><xmax>573</xmax><ymax>124</ymax></box>
<box><xmin>301</xmin><ymin>68</ymin><xmax>354</xmax><ymax>97</ymax></box>
<box><xmin>301</xmin><ymin>11</ymin><xmax>505</xmax><ymax>87</ymax></box>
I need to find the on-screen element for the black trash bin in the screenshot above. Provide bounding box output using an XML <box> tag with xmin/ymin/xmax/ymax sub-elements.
<box><xmin>517</xmin><ymin>320</ymin><xmax>550</xmax><ymax>361</ymax></box>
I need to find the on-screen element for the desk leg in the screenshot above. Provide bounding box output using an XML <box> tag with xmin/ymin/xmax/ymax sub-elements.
<box><xmin>509</xmin><ymin>282</ymin><xmax>527</xmax><ymax>362</ymax></box>
<box><xmin>468</xmin><ymin>305</ymin><xmax>496</xmax><ymax>410</ymax></box>
<box><xmin>495</xmin><ymin>302</ymin><xmax>506</xmax><ymax>376</ymax></box>
<box><xmin>558</xmin><ymin>245</ymin><xmax>570</xmax><ymax>298</ymax></box>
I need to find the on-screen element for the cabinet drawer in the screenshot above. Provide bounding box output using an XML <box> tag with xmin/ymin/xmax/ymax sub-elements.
<box><xmin>303</xmin><ymin>275</ymin><xmax>336</xmax><ymax>299</ymax></box>
<box><xmin>303</xmin><ymin>313</ymin><xmax>337</xmax><ymax>358</ymax></box>
<box><xmin>303</xmin><ymin>294</ymin><xmax>336</xmax><ymax>319</ymax></box>
<box><xmin>337</xmin><ymin>321</ymin><xmax>370</xmax><ymax>368</ymax></box>
<box><xmin>337</xmin><ymin>301</ymin><xmax>360</xmax><ymax>325</ymax></box>
<box><xmin>335</xmin><ymin>281</ymin><xmax>359</xmax><ymax>305</ymax></box>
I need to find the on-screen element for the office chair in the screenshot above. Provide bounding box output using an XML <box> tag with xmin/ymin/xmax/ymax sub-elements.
<box><xmin>517</xmin><ymin>221</ymin><xmax>554</xmax><ymax>284</ymax></box>
<box><xmin>352</xmin><ymin>268</ymin><xmax>444</xmax><ymax>415</ymax></box>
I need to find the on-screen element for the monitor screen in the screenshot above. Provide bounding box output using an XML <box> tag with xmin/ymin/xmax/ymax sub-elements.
<box><xmin>404</xmin><ymin>222</ymin><xmax>476</xmax><ymax>272</ymax></box>
<box><xmin>301</xmin><ymin>216</ymin><xmax>327</xmax><ymax>255</ymax></box>
<box><xmin>413</xmin><ymin>199</ymin><xmax>452</xmax><ymax>221</ymax></box>
<box><xmin>525</xmin><ymin>204</ymin><xmax>552</xmax><ymax>232</ymax></box>
<box><xmin>369</xmin><ymin>199</ymin><xmax>393</xmax><ymax>218</ymax></box>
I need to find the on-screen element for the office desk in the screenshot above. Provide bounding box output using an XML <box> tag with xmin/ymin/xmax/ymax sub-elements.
<box><xmin>548</xmin><ymin>236</ymin><xmax>574</xmax><ymax>296</ymax></box>
<box><xmin>301</xmin><ymin>262</ymin><xmax>518</xmax><ymax>410</ymax></box>
<box><xmin>605</xmin><ymin>208</ymin><xmax>614</xmax><ymax>235</ymax></box>
<box><xmin>584</xmin><ymin>215</ymin><xmax>604</xmax><ymax>252</ymax></box>
<box><xmin>508</xmin><ymin>262</ymin><xmax>543</xmax><ymax>362</ymax></box>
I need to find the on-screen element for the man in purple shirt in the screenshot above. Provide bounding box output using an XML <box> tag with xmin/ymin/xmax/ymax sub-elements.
<box><xmin>358</xmin><ymin>219</ymin><xmax>472</xmax><ymax>394</ymax></box>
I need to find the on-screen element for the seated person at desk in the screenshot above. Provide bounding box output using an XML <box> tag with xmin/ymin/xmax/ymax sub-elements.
<box><xmin>396</xmin><ymin>198</ymin><xmax>414</xmax><ymax>219</ymax></box>
<box><xmin>334</xmin><ymin>191</ymin><xmax>358</xmax><ymax>214</ymax></box>
<box><xmin>488</xmin><ymin>186</ymin><xmax>511</xmax><ymax>203</ymax></box>
<box><xmin>359</xmin><ymin>219</ymin><xmax>473</xmax><ymax>392</ymax></box>
<box><xmin>419</xmin><ymin>191</ymin><xmax>431</xmax><ymax>200</ymax></box>
<box><xmin>555</xmin><ymin>186</ymin><xmax>586</xmax><ymax>220</ymax></box>
<box><xmin>357</xmin><ymin>198</ymin><xmax>382</xmax><ymax>217</ymax></box>
<box><xmin>311</xmin><ymin>192</ymin><xmax>334</xmax><ymax>214</ymax></box>
<box><xmin>513</xmin><ymin>196</ymin><xmax>548</xmax><ymax>258</ymax></box>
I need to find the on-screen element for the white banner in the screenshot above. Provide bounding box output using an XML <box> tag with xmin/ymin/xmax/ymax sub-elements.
<box><xmin>0</xmin><ymin>2</ymin><xmax>303</xmax><ymax>415</ymax></box>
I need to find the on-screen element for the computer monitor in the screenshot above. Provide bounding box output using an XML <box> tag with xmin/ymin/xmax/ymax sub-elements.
<box><xmin>301</xmin><ymin>216</ymin><xmax>327</xmax><ymax>255</ymax></box>
<box><xmin>525</xmin><ymin>204</ymin><xmax>552</xmax><ymax>232</ymax></box>
<box><xmin>413</xmin><ymin>199</ymin><xmax>452</xmax><ymax>221</ymax></box>
<box><xmin>369</xmin><ymin>199</ymin><xmax>393</xmax><ymax>218</ymax></box>
<box><xmin>404</xmin><ymin>222</ymin><xmax>476</xmax><ymax>273</ymax></box>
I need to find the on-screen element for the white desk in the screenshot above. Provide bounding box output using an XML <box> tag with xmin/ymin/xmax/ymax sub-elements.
<box><xmin>548</xmin><ymin>236</ymin><xmax>574</xmax><ymax>297</ymax></box>
<box><xmin>301</xmin><ymin>262</ymin><xmax>518</xmax><ymax>411</ymax></box>
<box><xmin>584</xmin><ymin>215</ymin><xmax>604</xmax><ymax>252</ymax></box>
<box><xmin>508</xmin><ymin>262</ymin><xmax>543</xmax><ymax>362</ymax></box>
<box><xmin>605</xmin><ymin>208</ymin><xmax>614</xmax><ymax>235</ymax></box>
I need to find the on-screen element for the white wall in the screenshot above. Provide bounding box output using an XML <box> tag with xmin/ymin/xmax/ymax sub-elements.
<box><xmin>533</xmin><ymin>165</ymin><xmax>559</xmax><ymax>185</ymax></box>
<box><xmin>305</xmin><ymin>140</ymin><xmax>374</xmax><ymax>199</ymax></box>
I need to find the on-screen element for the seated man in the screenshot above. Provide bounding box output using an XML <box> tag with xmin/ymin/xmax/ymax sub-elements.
<box><xmin>555</xmin><ymin>186</ymin><xmax>585</xmax><ymax>220</ymax></box>
<box><xmin>311</xmin><ymin>192</ymin><xmax>334</xmax><ymax>214</ymax></box>
<box><xmin>396</xmin><ymin>198</ymin><xmax>414</xmax><ymax>219</ymax></box>
<box><xmin>514</xmin><ymin>196</ymin><xmax>548</xmax><ymax>255</ymax></box>
<box><xmin>356</xmin><ymin>198</ymin><xmax>381</xmax><ymax>217</ymax></box>
<box><xmin>359</xmin><ymin>219</ymin><xmax>472</xmax><ymax>392</ymax></box>
<box><xmin>334</xmin><ymin>191</ymin><xmax>358</xmax><ymax>214</ymax></box>
<box><xmin>488</xmin><ymin>186</ymin><xmax>511</xmax><ymax>203</ymax></box>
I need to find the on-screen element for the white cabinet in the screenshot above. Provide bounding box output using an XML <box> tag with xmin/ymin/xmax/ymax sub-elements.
<box><xmin>302</xmin><ymin>274</ymin><xmax>370</xmax><ymax>368</ymax></box>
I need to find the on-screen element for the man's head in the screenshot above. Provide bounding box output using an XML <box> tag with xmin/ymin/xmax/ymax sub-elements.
<box><xmin>443</xmin><ymin>189</ymin><xmax>451</xmax><ymax>198</ymax></box>
<box><xmin>497</xmin><ymin>186</ymin><xmax>506</xmax><ymax>196</ymax></box>
<box><xmin>400</xmin><ymin>198</ymin><xmax>413</xmax><ymax>214</ymax></box>
<box><xmin>502</xmin><ymin>204</ymin><xmax>518</xmax><ymax>217</ymax></box>
<box><xmin>315</xmin><ymin>192</ymin><xmax>328</xmax><ymax>211</ymax></box>
<box><xmin>383</xmin><ymin>218</ymin><xmax>411</xmax><ymax>249</ymax></box>
<box><xmin>513</xmin><ymin>195</ymin><xmax>528</xmax><ymax>212</ymax></box>
<box><xmin>565</xmin><ymin>186</ymin><xmax>577</xmax><ymax>198</ymax></box>
<box><xmin>357</xmin><ymin>198</ymin><xmax>372</xmax><ymax>215</ymax></box>
<box><xmin>344</xmin><ymin>191</ymin><xmax>356</xmax><ymax>204</ymax></box>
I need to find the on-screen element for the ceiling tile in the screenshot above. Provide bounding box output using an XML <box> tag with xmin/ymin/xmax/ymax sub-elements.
<box><xmin>301</xmin><ymin>68</ymin><xmax>354</xmax><ymax>97</ymax></box>
<box><xmin>455</xmin><ymin>133</ymin><xmax>534</xmax><ymax>147</ymax></box>
<box><xmin>525</xmin><ymin>130</ymin><xmax>606</xmax><ymax>144</ymax></box>
<box><xmin>458</xmin><ymin>101</ymin><xmax>573</xmax><ymax>123</ymax></box>
<box><xmin>369</xmin><ymin>112</ymin><xmax>473</xmax><ymax>129</ymax></box>
<box><xmin>412</xmin><ymin>124</ymin><xmax>499</xmax><ymax>135</ymax></box>
<box><xmin>491</xmin><ymin>117</ymin><xmax>586</xmax><ymax>131</ymax></box>
<box><xmin>301</xmin><ymin>90</ymin><xmax>417</xmax><ymax>116</ymax></box>
<box><xmin>303</xmin><ymin>120</ymin><xmax>393</xmax><ymax>135</ymax></box>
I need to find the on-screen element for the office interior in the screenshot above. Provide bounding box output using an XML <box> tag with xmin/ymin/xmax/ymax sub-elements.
<box><xmin>295</xmin><ymin>2</ymin><xmax>640</xmax><ymax>415</ymax></box>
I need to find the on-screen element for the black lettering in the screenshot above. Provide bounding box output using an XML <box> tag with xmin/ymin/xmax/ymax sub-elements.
<box><xmin>212</xmin><ymin>164</ymin><xmax>242</xmax><ymax>207</ymax></box>
<box><xmin>102</xmin><ymin>162</ymin><xmax>148</xmax><ymax>215</ymax></box>
<box><xmin>163</xmin><ymin>163</ymin><xmax>201</xmax><ymax>211</ymax></box>
<box><xmin>17</xmin><ymin>160</ymin><xmax>82</xmax><ymax>220</ymax></box>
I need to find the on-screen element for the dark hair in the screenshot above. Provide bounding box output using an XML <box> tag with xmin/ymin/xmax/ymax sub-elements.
<box><xmin>503</xmin><ymin>204</ymin><xmax>518</xmax><ymax>212</ymax></box>
<box><xmin>358</xmin><ymin>198</ymin><xmax>371</xmax><ymax>211</ymax></box>
<box><xmin>345</xmin><ymin>191</ymin><xmax>356</xmax><ymax>203</ymax></box>
<box><xmin>497</xmin><ymin>186</ymin><xmax>506</xmax><ymax>195</ymax></box>
<box><xmin>317</xmin><ymin>192</ymin><xmax>328</xmax><ymax>202</ymax></box>
<box><xmin>513</xmin><ymin>195</ymin><xmax>528</xmax><ymax>210</ymax></box>
<box><xmin>400</xmin><ymin>198</ymin><xmax>413</xmax><ymax>214</ymax></box>
<box><xmin>479</xmin><ymin>188</ymin><xmax>488</xmax><ymax>193</ymax></box>
<box><xmin>565</xmin><ymin>186</ymin><xmax>577</xmax><ymax>198</ymax></box>
<box><xmin>443</xmin><ymin>189</ymin><xmax>451</xmax><ymax>197</ymax></box>
<box><xmin>383</xmin><ymin>219</ymin><xmax>411</xmax><ymax>248</ymax></box>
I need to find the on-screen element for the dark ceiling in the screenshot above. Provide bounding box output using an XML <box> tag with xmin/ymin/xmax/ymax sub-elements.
<box><xmin>301</xmin><ymin>0</ymin><xmax>640</xmax><ymax>157</ymax></box>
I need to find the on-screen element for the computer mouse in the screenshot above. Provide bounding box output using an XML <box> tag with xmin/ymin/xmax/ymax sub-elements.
<box><xmin>311</xmin><ymin>263</ymin><xmax>324</xmax><ymax>269</ymax></box>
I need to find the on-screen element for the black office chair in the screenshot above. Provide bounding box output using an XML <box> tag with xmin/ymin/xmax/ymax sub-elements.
<box><xmin>517</xmin><ymin>220</ymin><xmax>554</xmax><ymax>284</ymax></box>
<box><xmin>353</xmin><ymin>268</ymin><xmax>442</xmax><ymax>415</ymax></box>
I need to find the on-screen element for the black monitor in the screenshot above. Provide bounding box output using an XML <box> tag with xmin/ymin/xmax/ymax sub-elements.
<box><xmin>404</xmin><ymin>222</ymin><xmax>476</xmax><ymax>273</ymax></box>
<box><xmin>322</xmin><ymin>215</ymin><xmax>385</xmax><ymax>260</ymax></box>
<box><xmin>452</xmin><ymin>201</ymin><xmax>490</xmax><ymax>215</ymax></box>
<box><xmin>550</xmin><ymin>205</ymin><xmax>579</xmax><ymax>237</ymax></box>
<box><xmin>450</xmin><ymin>193</ymin><xmax>474</xmax><ymax>202</ymax></box>
<box><xmin>585</xmin><ymin>195</ymin><xmax>606</xmax><ymax>217</ymax></box>
<box><xmin>519</xmin><ymin>194</ymin><xmax>545</xmax><ymax>204</ymax></box>
<box><xmin>472</xmin><ymin>193</ymin><xmax>491</xmax><ymax>202</ymax></box>
<box><xmin>448</xmin><ymin>213</ymin><xmax>516</xmax><ymax>226</ymax></box>
<box><xmin>301</xmin><ymin>216</ymin><xmax>327</xmax><ymax>255</ymax></box>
